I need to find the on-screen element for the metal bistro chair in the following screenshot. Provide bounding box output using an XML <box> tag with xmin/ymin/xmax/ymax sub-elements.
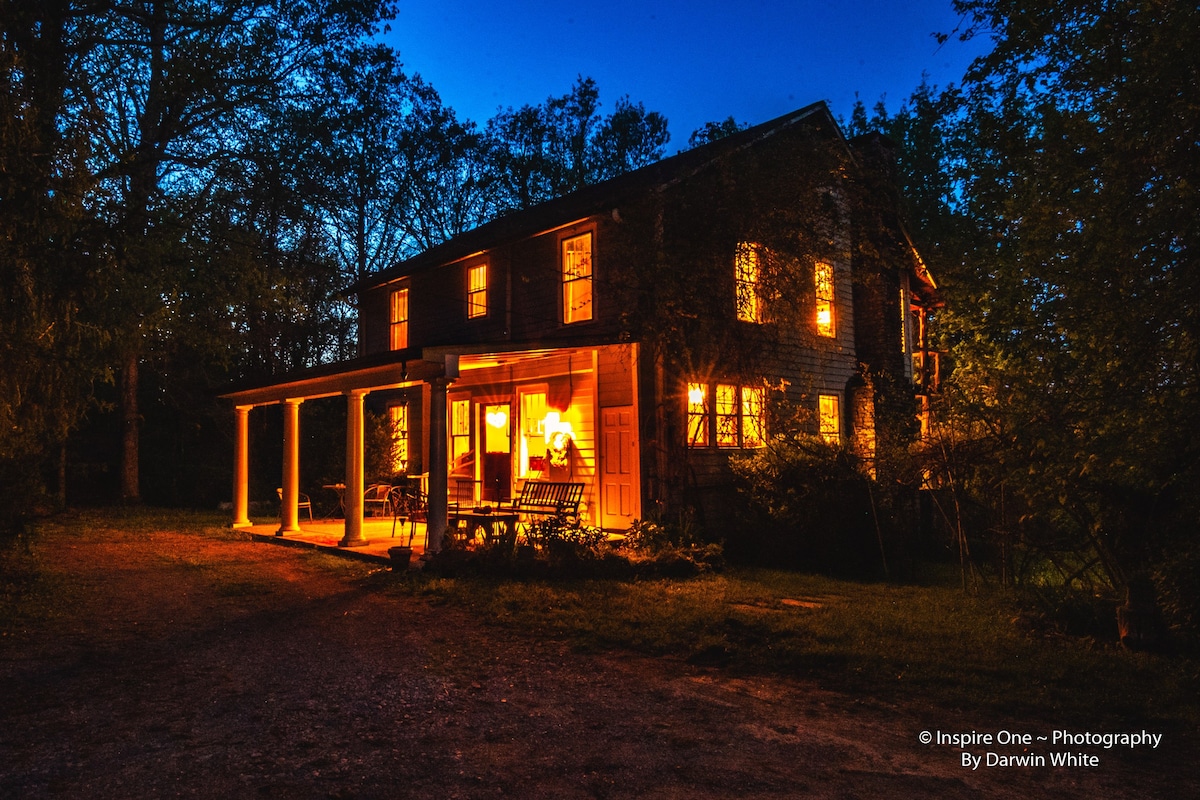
<box><xmin>363</xmin><ymin>483</ymin><xmax>394</xmax><ymax>517</ymax></box>
<box><xmin>276</xmin><ymin>488</ymin><xmax>313</xmax><ymax>521</ymax></box>
<box><xmin>390</xmin><ymin>484</ymin><xmax>427</xmax><ymax>547</ymax></box>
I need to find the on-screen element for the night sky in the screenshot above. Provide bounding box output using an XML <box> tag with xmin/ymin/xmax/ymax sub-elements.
<box><xmin>382</xmin><ymin>0</ymin><xmax>987</xmax><ymax>150</ymax></box>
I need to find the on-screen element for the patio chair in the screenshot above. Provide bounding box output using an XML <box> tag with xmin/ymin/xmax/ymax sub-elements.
<box><xmin>363</xmin><ymin>483</ymin><xmax>394</xmax><ymax>517</ymax></box>
<box><xmin>276</xmin><ymin>487</ymin><xmax>313</xmax><ymax>521</ymax></box>
<box><xmin>390</xmin><ymin>485</ymin><xmax>427</xmax><ymax>547</ymax></box>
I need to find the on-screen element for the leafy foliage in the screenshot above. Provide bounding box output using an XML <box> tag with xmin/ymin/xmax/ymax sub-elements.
<box><xmin>851</xmin><ymin>0</ymin><xmax>1200</xmax><ymax>618</ymax></box>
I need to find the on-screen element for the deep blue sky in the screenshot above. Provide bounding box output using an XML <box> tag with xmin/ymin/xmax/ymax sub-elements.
<box><xmin>382</xmin><ymin>1</ymin><xmax>985</xmax><ymax>151</ymax></box>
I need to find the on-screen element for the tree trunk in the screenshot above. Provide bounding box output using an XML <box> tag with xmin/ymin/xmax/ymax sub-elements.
<box><xmin>120</xmin><ymin>351</ymin><xmax>140</xmax><ymax>504</ymax></box>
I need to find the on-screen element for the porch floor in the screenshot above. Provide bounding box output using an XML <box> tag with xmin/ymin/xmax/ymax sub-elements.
<box><xmin>242</xmin><ymin>517</ymin><xmax>427</xmax><ymax>568</ymax></box>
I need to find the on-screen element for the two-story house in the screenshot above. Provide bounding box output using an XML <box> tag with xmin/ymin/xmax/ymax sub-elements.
<box><xmin>222</xmin><ymin>101</ymin><xmax>939</xmax><ymax>550</ymax></box>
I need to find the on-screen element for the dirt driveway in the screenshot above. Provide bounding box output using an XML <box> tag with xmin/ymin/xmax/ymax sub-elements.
<box><xmin>0</xmin><ymin>520</ymin><xmax>1188</xmax><ymax>798</ymax></box>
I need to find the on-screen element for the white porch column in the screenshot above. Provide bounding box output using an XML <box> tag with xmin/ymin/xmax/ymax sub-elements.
<box><xmin>232</xmin><ymin>405</ymin><xmax>252</xmax><ymax>528</ymax></box>
<box><xmin>425</xmin><ymin>377</ymin><xmax>451</xmax><ymax>552</ymax></box>
<box><xmin>340</xmin><ymin>389</ymin><xmax>369</xmax><ymax>548</ymax></box>
<box><xmin>277</xmin><ymin>398</ymin><xmax>303</xmax><ymax>535</ymax></box>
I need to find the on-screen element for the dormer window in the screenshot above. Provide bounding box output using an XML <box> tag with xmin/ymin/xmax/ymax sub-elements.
<box><xmin>389</xmin><ymin>287</ymin><xmax>409</xmax><ymax>350</ymax></box>
<box><xmin>815</xmin><ymin>261</ymin><xmax>835</xmax><ymax>338</ymax></box>
<box><xmin>467</xmin><ymin>263</ymin><xmax>487</xmax><ymax>319</ymax></box>
<box><xmin>735</xmin><ymin>242</ymin><xmax>762</xmax><ymax>323</ymax></box>
<box><xmin>561</xmin><ymin>232</ymin><xmax>593</xmax><ymax>324</ymax></box>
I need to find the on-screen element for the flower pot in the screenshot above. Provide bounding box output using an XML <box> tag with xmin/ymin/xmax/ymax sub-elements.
<box><xmin>388</xmin><ymin>546</ymin><xmax>413</xmax><ymax>571</ymax></box>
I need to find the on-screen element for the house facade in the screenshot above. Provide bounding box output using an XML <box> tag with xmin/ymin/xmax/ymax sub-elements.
<box><xmin>222</xmin><ymin>102</ymin><xmax>939</xmax><ymax>549</ymax></box>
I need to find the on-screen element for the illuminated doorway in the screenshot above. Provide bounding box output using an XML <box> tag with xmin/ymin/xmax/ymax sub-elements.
<box><xmin>482</xmin><ymin>403</ymin><xmax>511</xmax><ymax>503</ymax></box>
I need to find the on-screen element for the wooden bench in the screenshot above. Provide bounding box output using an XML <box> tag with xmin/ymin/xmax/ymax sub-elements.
<box><xmin>508</xmin><ymin>480</ymin><xmax>584</xmax><ymax>525</ymax></box>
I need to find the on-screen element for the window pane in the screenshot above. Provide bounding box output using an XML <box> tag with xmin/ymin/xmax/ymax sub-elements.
<box><xmin>390</xmin><ymin>288</ymin><xmax>409</xmax><ymax>350</ymax></box>
<box><xmin>716</xmin><ymin>384</ymin><xmax>738</xmax><ymax>448</ymax></box>
<box><xmin>815</xmin><ymin>261</ymin><xmax>835</xmax><ymax>337</ymax></box>
<box><xmin>686</xmin><ymin>382</ymin><xmax>709</xmax><ymax>447</ymax></box>
<box><xmin>390</xmin><ymin>405</ymin><xmax>409</xmax><ymax>473</ymax></box>
<box><xmin>735</xmin><ymin>243</ymin><xmax>761</xmax><ymax>323</ymax></box>
<box><xmin>819</xmin><ymin>394</ymin><xmax>840</xmax><ymax>444</ymax></box>
<box><xmin>741</xmin><ymin>386</ymin><xmax>765</xmax><ymax>448</ymax></box>
<box><xmin>562</xmin><ymin>233</ymin><xmax>593</xmax><ymax>323</ymax></box>
<box><xmin>468</xmin><ymin>264</ymin><xmax>487</xmax><ymax>318</ymax></box>
<box><xmin>451</xmin><ymin>399</ymin><xmax>471</xmax><ymax>466</ymax></box>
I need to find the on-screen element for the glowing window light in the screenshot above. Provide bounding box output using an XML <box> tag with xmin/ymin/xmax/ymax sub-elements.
<box><xmin>390</xmin><ymin>287</ymin><xmax>409</xmax><ymax>349</ymax></box>
<box><xmin>716</xmin><ymin>384</ymin><xmax>738</xmax><ymax>448</ymax></box>
<box><xmin>687</xmin><ymin>382</ymin><xmax>709</xmax><ymax>447</ymax></box>
<box><xmin>819</xmin><ymin>393</ymin><xmax>840</xmax><ymax>444</ymax></box>
<box><xmin>467</xmin><ymin>263</ymin><xmax>487</xmax><ymax>318</ymax></box>
<box><xmin>562</xmin><ymin>233</ymin><xmax>593</xmax><ymax>323</ymax></box>
<box><xmin>815</xmin><ymin>261</ymin><xmax>835</xmax><ymax>338</ymax></box>
<box><xmin>735</xmin><ymin>243</ymin><xmax>762</xmax><ymax>323</ymax></box>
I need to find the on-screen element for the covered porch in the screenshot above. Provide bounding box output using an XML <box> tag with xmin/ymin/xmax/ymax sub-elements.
<box><xmin>221</xmin><ymin>343</ymin><xmax>640</xmax><ymax>552</ymax></box>
<box><xmin>242</xmin><ymin>518</ymin><xmax>428</xmax><ymax>567</ymax></box>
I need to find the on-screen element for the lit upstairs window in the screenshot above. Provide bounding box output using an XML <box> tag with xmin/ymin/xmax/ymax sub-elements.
<box><xmin>818</xmin><ymin>393</ymin><xmax>840</xmax><ymax>444</ymax></box>
<box><xmin>815</xmin><ymin>261</ymin><xmax>835</xmax><ymax>337</ymax></box>
<box><xmin>735</xmin><ymin>242</ymin><xmax>762</xmax><ymax>323</ymax></box>
<box><xmin>561</xmin><ymin>232</ymin><xmax>593</xmax><ymax>323</ymax></box>
<box><xmin>467</xmin><ymin>263</ymin><xmax>487</xmax><ymax>319</ymax></box>
<box><xmin>686</xmin><ymin>383</ymin><xmax>710</xmax><ymax>447</ymax></box>
<box><xmin>390</xmin><ymin>287</ymin><xmax>409</xmax><ymax>350</ymax></box>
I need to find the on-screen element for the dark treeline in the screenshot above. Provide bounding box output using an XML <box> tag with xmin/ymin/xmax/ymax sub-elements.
<box><xmin>3</xmin><ymin>0</ymin><xmax>1198</xmax><ymax>633</ymax></box>
<box><xmin>1</xmin><ymin>0</ymin><xmax>668</xmax><ymax>522</ymax></box>
<box><xmin>841</xmin><ymin>0</ymin><xmax>1198</xmax><ymax>634</ymax></box>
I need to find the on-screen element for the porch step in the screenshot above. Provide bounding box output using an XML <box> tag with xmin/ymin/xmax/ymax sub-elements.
<box><xmin>250</xmin><ymin>532</ymin><xmax>393</xmax><ymax>567</ymax></box>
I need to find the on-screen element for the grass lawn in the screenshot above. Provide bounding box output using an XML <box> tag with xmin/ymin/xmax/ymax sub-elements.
<box><xmin>394</xmin><ymin>566</ymin><xmax>1200</xmax><ymax>731</ymax></box>
<box><xmin>5</xmin><ymin>509</ymin><xmax>1198</xmax><ymax>733</ymax></box>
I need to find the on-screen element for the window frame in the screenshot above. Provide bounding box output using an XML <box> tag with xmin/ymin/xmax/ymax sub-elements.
<box><xmin>389</xmin><ymin>403</ymin><xmax>409</xmax><ymax>474</ymax></box>
<box><xmin>734</xmin><ymin>242</ymin><xmax>763</xmax><ymax>323</ymax></box>
<box><xmin>815</xmin><ymin>260</ymin><xmax>835</xmax><ymax>338</ymax></box>
<box><xmin>818</xmin><ymin>393</ymin><xmax>841</xmax><ymax>444</ymax></box>
<box><xmin>389</xmin><ymin>286</ymin><xmax>409</xmax><ymax>350</ymax></box>
<box><xmin>560</xmin><ymin>230</ymin><xmax>594</xmax><ymax>324</ymax></box>
<box><xmin>467</xmin><ymin>262</ymin><xmax>487</xmax><ymax>319</ymax></box>
<box><xmin>686</xmin><ymin>382</ymin><xmax>710</xmax><ymax>448</ymax></box>
<box><xmin>687</xmin><ymin>381</ymin><xmax>767</xmax><ymax>450</ymax></box>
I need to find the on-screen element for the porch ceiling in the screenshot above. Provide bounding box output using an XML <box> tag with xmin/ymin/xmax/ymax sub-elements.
<box><xmin>219</xmin><ymin>354</ymin><xmax>445</xmax><ymax>407</ymax></box>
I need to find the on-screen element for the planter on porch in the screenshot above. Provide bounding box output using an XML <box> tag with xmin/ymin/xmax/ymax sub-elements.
<box><xmin>388</xmin><ymin>546</ymin><xmax>413</xmax><ymax>571</ymax></box>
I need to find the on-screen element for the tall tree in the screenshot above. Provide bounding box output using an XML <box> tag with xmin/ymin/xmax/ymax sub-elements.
<box><xmin>484</xmin><ymin>76</ymin><xmax>669</xmax><ymax>212</ymax></box>
<box><xmin>65</xmin><ymin>0</ymin><xmax>396</xmax><ymax>502</ymax></box>
<box><xmin>0</xmin><ymin>0</ymin><xmax>108</xmax><ymax>527</ymax></box>
<box><xmin>931</xmin><ymin>0</ymin><xmax>1200</xmax><ymax>587</ymax></box>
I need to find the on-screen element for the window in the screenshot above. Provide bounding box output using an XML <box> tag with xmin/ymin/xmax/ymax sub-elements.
<box><xmin>467</xmin><ymin>263</ymin><xmax>487</xmax><ymax>319</ymax></box>
<box><xmin>815</xmin><ymin>261</ymin><xmax>835</xmax><ymax>338</ymax></box>
<box><xmin>451</xmin><ymin>398</ymin><xmax>472</xmax><ymax>466</ymax></box>
<box><xmin>687</xmin><ymin>383</ymin><xmax>710</xmax><ymax>447</ymax></box>
<box><xmin>716</xmin><ymin>384</ymin><xmax>739</xmax><ymax>447</ymax></box>
<box><xmin>735</xmin><ymin>242</ymin><xmax>762</xmax><ymax>323</ymax></box>
<box><xmin>561</xmin><ymin>232</ymin><xmax>593</xmax><ymax>323</ymax></box>
<box><xmin>818</xmin><ymin>394</ymin><xmax>840</xmax><ymax>444</ymax></box>
<box><xmin>688</xmin><ymin>382</ymin><xmax>767</xmax><ymax>449</ymax></box>
<box><xmin>389</xmin><ymin>404</ymin><xmax>409</xmax><ymax>473</ymax></box>
<box><xmin>741</xmin><ymin>386</ymin><xmax>765</xmax><ymax>448</ymax></box>
<box><xmin>389</xmin><ymin>287</ymin><xmax>409</xmax><ymax>350</ymax></box>
<box><xmin>518</xmin><ymin>391</ymin><xmax>548</xmax><ymax>477</ymax></box>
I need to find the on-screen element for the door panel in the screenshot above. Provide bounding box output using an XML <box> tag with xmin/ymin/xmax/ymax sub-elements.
<box><xmin>600</xmin><ymin>406</ymin><xmax>638</xmax><ymax>529</ymax></box>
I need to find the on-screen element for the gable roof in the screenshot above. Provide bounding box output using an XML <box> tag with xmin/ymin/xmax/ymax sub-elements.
<box><xmin>353</xmin><ymin>101</ymin><xmax>844</xmax><ymax>293</ymax></box>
